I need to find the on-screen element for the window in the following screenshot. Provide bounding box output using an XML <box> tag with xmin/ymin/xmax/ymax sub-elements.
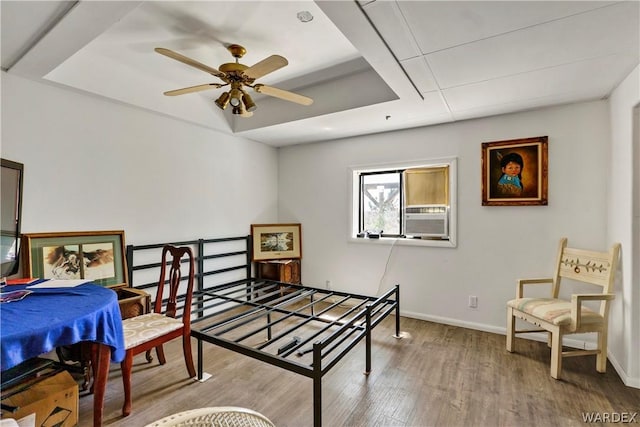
<box><xmin>361</xmin><ymin>171</ymin><xmax>400</xmax><ymax>235</ymax></box>
<box><xmin>350</xmin><ymin>158</ymin><xmax>457</xmax><ymax>247</ymax></box>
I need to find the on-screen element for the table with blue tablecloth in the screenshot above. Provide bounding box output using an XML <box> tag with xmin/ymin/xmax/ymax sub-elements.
<box><xmin>0</xmin><ymin>282</ymin><xmax>125</xmax><ymax>426</ymax></box>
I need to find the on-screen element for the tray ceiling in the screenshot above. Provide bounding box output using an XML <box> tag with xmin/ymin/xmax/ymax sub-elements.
<box><xmin>2</xmin><ymin>1</ymin><xmax>638</xmax><ymax>146</ymax></box>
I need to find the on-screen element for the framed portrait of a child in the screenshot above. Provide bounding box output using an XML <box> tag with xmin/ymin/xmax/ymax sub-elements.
<box><xmin>481</xmin><ymin>136</ymin><xmax>548</xmax><ymax>206</ymax></box>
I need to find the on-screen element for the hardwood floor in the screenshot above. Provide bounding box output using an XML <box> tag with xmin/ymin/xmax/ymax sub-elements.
<box><xmin>79</xmin><ymin>316</ymin><xmax>640</xmax><ymax>426</ymax></box>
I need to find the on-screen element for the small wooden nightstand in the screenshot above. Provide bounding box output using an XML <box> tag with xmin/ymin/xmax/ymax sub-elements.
<box><xmin>256</xmin><ymin>259</ymin><xmax>301</xmax><ymax>284</ymax></box>
<box><xmin>116</xmin><ymin>286</ymin><xmax>151</xmax><ymax>319</ymax></box>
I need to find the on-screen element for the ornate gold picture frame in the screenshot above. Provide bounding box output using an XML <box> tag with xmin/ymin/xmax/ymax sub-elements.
<box><xmin>482</xmin><ymin>136</ymin><xmax>548</xmax><ymax>206</ymax></box>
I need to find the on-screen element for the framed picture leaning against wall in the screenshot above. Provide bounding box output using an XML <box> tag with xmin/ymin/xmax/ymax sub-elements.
<box><xmin>22</xmin><ymin>230</ymin><xmax>127</xmax><ymax>287</ymax></box>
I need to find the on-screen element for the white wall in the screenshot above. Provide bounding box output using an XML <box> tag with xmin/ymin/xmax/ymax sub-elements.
<box><xmin>0</xmin><ymin>71</ymin><xmax>278</xmax><ymax>246</ymax></box>
<box><xmin>608</xmin><ymin>65</ymin><xmax>640</xmax><ymax>388</ymax></box>
<box><xmin>278</xmin><ymin>101</ymin><xmax>621</xmax><ymax>354</ymax></box>
<box><xmin>3</xmin><ymin>68</ymin><xmax>636</xmax><ymax>387</ymax></box>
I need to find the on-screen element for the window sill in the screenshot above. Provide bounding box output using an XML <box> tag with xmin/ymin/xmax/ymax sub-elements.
<box><xmin>348</xmin><ymin>236</ymin><xmax>456</xmax><ymax>248</ymax></box>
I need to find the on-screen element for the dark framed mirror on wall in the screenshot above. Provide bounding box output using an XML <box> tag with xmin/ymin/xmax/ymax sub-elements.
<box><xmin>1</xmin><ymin>159</ymin><xmax>24</xmax><ymax>278</ymax></box>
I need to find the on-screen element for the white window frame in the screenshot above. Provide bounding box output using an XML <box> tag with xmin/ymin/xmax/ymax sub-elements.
<box><xmin>348</xmin><ymin>157</ymin><xmax>457</xmax><ymax>248</ymax></box>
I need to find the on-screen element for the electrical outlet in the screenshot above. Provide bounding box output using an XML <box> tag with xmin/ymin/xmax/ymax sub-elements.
<box><xmin>326</xmin><ymin>280</ymin><xmax>331</xmax><ymax>290</ymax></box>
<box><xmin>468</xmin><ymin>295</ymin><xmax>478</xmax><ymax>308</ymax></box>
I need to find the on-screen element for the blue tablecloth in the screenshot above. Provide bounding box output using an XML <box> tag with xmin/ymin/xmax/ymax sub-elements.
<box><xmin>0</xmin><ymin>283</ymin><xmax>125</xmax><ymax>371</ymax></box>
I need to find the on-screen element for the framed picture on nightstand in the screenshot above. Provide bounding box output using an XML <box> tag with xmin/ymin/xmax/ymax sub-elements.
<box><xmin>251</xmin><ymin>223</ymin><xmax>302</xmax><ymax>261</ymax></box>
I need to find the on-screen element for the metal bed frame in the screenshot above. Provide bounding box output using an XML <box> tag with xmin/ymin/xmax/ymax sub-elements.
<box><xmin>126</xmin><ymin>235</ymin><xmax>400</xmax><ymax>427</ymax></box>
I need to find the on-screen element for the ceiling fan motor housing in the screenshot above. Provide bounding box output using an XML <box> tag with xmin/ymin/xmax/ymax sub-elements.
<box><xmin>219</xmin><ymin>63</ymin><xmax>250</xmax><ymax>80</ymax></box>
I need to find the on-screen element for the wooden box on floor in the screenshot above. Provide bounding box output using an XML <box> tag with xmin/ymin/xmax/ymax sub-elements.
<box><xmin>1</xmin><ymin>371</ymin><xmax>78</xmax><ymax>427</ymax></box>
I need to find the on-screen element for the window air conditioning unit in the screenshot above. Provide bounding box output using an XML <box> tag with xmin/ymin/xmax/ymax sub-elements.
<box><xmin>404</xmin><ymin>205</ymin><xmax>448</xmax><ymax>238</ymax></box>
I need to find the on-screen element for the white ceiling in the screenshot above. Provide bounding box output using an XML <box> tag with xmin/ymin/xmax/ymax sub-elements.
<box><xmin>2</xmin><ymin>1</ymin><xmax>638</xmax><ymax>147</ymax></box>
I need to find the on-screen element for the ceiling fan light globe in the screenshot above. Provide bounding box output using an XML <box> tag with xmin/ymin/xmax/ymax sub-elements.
<box><xmin>242</xmin><ymin>93</ymin><xmax>257</xmax><ymax>112</ymax></box>
<box><xmin>215</xmin><ymin>92</ymin><xmax>230</xmax><ymax>110</ymax></box>
<box><xmin>229</xmin><ymin>87</ymin><xmax>243</xmax><ymax>107</ymax></box>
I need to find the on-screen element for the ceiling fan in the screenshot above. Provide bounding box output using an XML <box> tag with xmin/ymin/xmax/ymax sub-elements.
<box><xmin>155</xmin><ymin>44</ymin><xmax>313</xmax><ymax>117</ymax></box>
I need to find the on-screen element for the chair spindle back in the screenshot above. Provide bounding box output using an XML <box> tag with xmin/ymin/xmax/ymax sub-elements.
<box><xmin>154</xmin><ymin>245</ymin><xmax>195</xmax><ymax>325</ymax></box>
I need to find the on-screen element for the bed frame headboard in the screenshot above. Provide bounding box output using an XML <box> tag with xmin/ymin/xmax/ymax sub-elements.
<box><xmin>125</xmin><ymin>235</ymin><xmax>252</xmax><ymax>294</ymax></box>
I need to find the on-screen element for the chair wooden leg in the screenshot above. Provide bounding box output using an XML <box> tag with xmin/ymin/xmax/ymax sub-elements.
<box><xmin>596</xmin><ymin>331</ymin><xmax>607</xmax><ymax>373</ymax></box>
<box><xmin>121</xmin><ymin>351</ymin><xmax>133</xmax><ymax>417</ymax></box>
<box><xmin>550</xmin><ymin>329</ymin><xmax>562</xmax><ymax>379</ymax></box>
<box><xmin>156</xmin><ymin>344</ymin><xmax>166</xmax><ymax>365</ymax></box>
<box><xmin>506</xmin><ymin>307</ymin><xmax>515</xmax><ymax>352</ymax></box>
<box><xmin>183</xmin><ymin>334</ymin><xmax>196</xmax><ymax>378</ymax></box>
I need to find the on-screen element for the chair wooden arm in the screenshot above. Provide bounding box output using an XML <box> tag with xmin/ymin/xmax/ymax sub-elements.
<box><xmin>570</xmin><ymin>293</ymin><xmax>615</xmax><ymax>330</ymax></box>
<box><xmin>516</xmin><ymin>278</ymin><xmax>554</xmax><ymax>298</ymax></box>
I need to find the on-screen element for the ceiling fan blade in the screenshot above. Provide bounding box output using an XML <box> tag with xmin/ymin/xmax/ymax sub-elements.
<box><xmin>163</xmin><ymin>83</ymin><xmax>223</xmax><ymax>96</ymax></box>
<box><xmin>254</xmin><ymin>84</ymin><xmax>313</xmax><ymax>106</ymax></box>
<box><xmin>155</xmin><ymin>47</ymin><xmax>226</xmax><ymax>78</ymax></box>
<box><xmin>244</xmin><ymin>55</ymin><xmax>288</xmax><ymax>80</ymax></box>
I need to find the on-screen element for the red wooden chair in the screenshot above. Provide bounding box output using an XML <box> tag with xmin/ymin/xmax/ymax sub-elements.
<box><xmin>120</xmin><ymin>245</ymin><xmax>196</xmax><ymax>416</ymax></box>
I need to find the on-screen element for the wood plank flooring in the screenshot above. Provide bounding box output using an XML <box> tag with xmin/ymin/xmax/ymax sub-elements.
<box><xmin>79</xmin><ymin>316</ymin><xmax>640</xmax><ymax>426</ymax></box>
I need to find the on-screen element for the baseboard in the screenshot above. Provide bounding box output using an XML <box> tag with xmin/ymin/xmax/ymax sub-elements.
<box><xmin>607</xmin><ymin>352</ymin><xmax>640</xmax><ymax>389</ymax></box>
<box><xmin>400</xmin><ymin>310</ymin><xmax>505</xmax><ymax>336</ymax></box>
<box><xmin>399</xmin><ymin>309</ymin><xmax>640</xmax><ymax>389</ymax></box>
